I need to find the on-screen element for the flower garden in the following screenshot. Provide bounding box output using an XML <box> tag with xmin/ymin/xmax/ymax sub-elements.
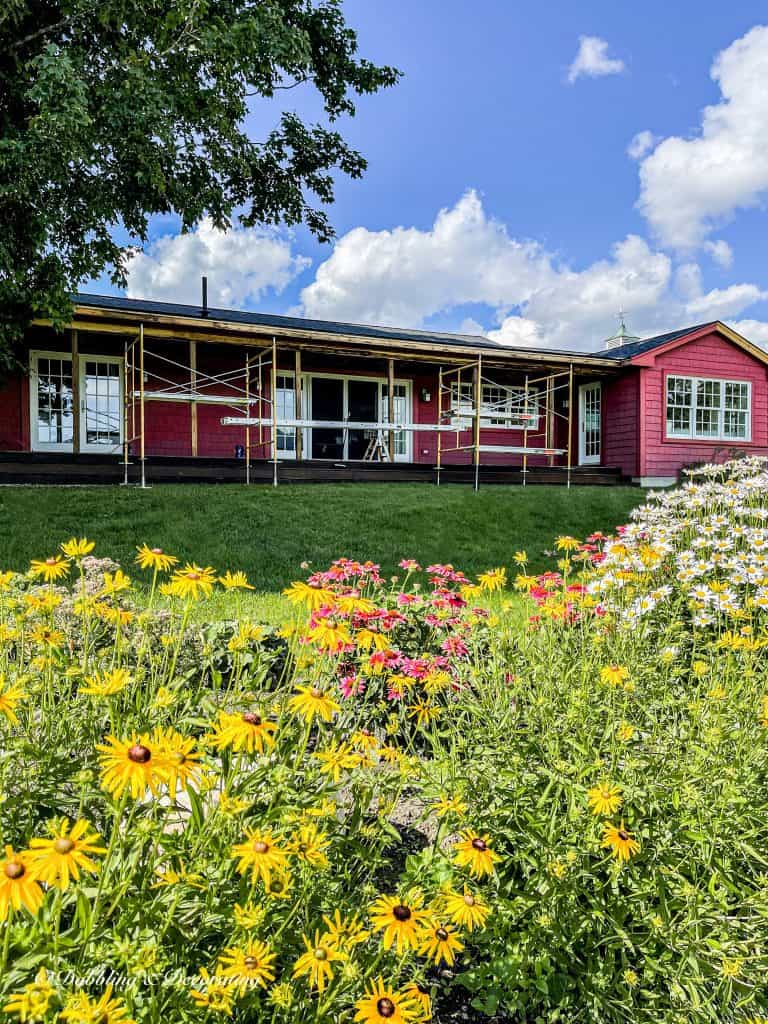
<box><xmin>1</xmin><ymin>457</ymin><xmax>767</xmax><ymax>1023</ymax></box>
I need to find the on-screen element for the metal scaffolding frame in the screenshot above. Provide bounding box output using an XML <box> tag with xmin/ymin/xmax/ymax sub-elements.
<box><xmin>122</xmin><ymin>326</ymin><xmax>576</xmax><ymax>490</ymax></box>
<box><xmin>436</xmin><ymin>357</ymin><xmax>575</xmax><ymax>490</ymax></box>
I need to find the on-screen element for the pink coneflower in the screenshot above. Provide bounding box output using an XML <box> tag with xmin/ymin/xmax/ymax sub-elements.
<box><xmin>441</xmin><ymin>636</ymin><xmax>469</xmax><ymax>657</ymax></box>
<box><xmin>380</xmin><ymin>612</ymin><xmax>406</xmax><ymax>630</ymax></box>
<box><xmin>340</xmin><ymin>675</ymin><xmax>366</xmax><ymax>698</ymax></box>
<box><xmin>396</xmin><ymin>593</ymin><xmax>419</xmax><ymax>607</ymax></box>
<box><xmin>399</xmin><ymin>559</ymin><xmax>421</xmax><ymax>572</ymax></box>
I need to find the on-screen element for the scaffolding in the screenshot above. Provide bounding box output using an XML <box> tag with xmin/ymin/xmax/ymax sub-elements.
<box><xmin>436</xmin><ymin>358</ymin><xmax>574</xmax><ymax>490</ymax></box>
<box><xmin>123</xmin><ymin>327</ymin><xmax>575</xmax><ymax>490</ymax></box>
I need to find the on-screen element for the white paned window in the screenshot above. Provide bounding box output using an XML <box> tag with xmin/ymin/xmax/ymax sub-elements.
<box><xmin>450</xmin><ymin>381</ymin><xmax>538</xmax><ymax>429</ymax></box>
<box><xmin>666</xmin><ymin>375</ymin><xmax>751</xmax><ymax>441</ymax></box>
<box><xmin>275</xmin><ymin>373</ymin><xmax>296</xmax><ymax>454</ymax></box>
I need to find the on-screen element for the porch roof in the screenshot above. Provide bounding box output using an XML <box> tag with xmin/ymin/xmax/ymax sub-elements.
<box><xmin>29</xmin><ymin>293</ymin><xmax>624</xmax><ymax>374</ymax></box>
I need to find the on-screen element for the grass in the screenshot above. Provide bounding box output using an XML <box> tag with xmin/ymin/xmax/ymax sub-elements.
<box><xmin>0</xmin><ymin>482</ymin><xmax>643</xmax><ymax>591</ymax></box>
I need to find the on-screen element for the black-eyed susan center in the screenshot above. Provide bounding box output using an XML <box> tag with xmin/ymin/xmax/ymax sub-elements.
<box><xmin>4</xmin><ymin>860</ymin><xmax>25</xmax><ymax>880</ymax></box>
<box><xmin>313</xmin><ymin>947</ymin><xmax>328</xmax><ymax>961</ymax></box>
<box><xmin>471</xmin><ymin>838</ymin><xmax>487</xmax><ymax>851</ymax></box>
<box><xmin>392</xmin><ymin>904</ymin><xmax>411</xmax><ymax>921</ymax></box>
<box><xmin>242</xmin><ymin>712</ymin><xmax>262</xmax><ymax>725</ymax></box>
<box><xmin>253</xmin><ymin>840</ymin><xmax>269</xmax><ymax>854</ymax></box>
<box><xmin>127</xmin><ymin>743</ymin><xmax>152</xmax><ymax>764</ymax></box>
<box><xmin>53</xmin><ymin>837</ymin><xmax>75</xmax><ymax>855</ymax></box>
<box><xmin>436</xmin><ymin>927</ymin><xmax>449</xmax><ymax>940</ymax></box>
<box><xmin>376</xmin><ymin>998</ymin><xmax>396</xmax><ymax>1019</ymax></box>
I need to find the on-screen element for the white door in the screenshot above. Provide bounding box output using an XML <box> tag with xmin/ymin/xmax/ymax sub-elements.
<box><xmin>578</xmin><ymin>383</ymin><xmax>601</xmax><ymax>465</ymax></box>
<box><xmin>30</xmin><ymin>351</ymin><xmax>74</xmax><ymax>451</ymax></box>
<box><xmin>80</xmin><ymin>356</ymin><xmax>123</xmax><ymax>452</ymax></box>
<box><xmin>30</xmin><ymin>351</ymin><xmax>123</xmax><ymax>453</ymax></box>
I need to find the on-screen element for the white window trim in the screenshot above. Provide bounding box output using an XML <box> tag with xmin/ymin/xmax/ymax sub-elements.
<box><xmin>449</xmin><ymin>382</ymin><xmax>540</xmax><ymax>430</ymax></box>
<box><xmin>29</xmin><ymin>350</ymin><xmax>75</xmax><ymax>452</ymax></box>
<box><xmin>29</xmin><ymin>350</ymin><xmax>125</xmax><ymax>453</ymax></box>
<box><xmin>665</xmin><ymin>374</ymin><xmax>752</xmax><ymax>443</ymax></box>
<box><xmin>297</xmin><ymin>372</ymin><xmax>413</xmax><ymax>462</ymax></box>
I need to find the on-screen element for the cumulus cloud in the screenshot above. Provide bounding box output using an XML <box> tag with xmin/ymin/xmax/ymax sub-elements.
<box><xmin>300</xmin><ymin>192</ymin><xmax>768</xmax><ymax>352</ymax></box>
<box><xmin>627</xmin><ymin>130</ymin><xmax>656</xmax><ymax>160</ymax></box>
<box><xmin>730</xmin><ymin>319</ymin><xmax>768</xmax><ymax>347</ymax></box>
<box><xmin>567</xmin><ymin>36</ymin><xmax>625</xmax><ymax>83</ymax></box>
<box><xmin>704</xmin><ymin>239</ymin><xmax>734</xmax><ymax>267</ymax></box>
<box><xmin>490</xmin><ymin>236</ymin><xmax>673</xmax><ymax>349</ymax></box>
<box><xmin>685</xmin><ymin>282</ymin><xmax>767</xmax><ymax>319</ymax></box>
<box><xmin>126</xmin><ymin>218</ymin><xmax>311</xmax><ymax>307</ymax></box>
<box><xmin>637</xmin><ymin>25</ymin><xmax>768</xmax><ymax>249</ymax></box>
<box><xmin>300</xmin><ymin>191</ymin><xmax>553</xmax><ymax>327</ymax></box>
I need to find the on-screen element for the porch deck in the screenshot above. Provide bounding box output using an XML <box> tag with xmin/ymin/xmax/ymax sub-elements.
<box><xmin>0</xmin><ymin>452</ymin><xmax>628</xmax><ymax>486</ymax></box>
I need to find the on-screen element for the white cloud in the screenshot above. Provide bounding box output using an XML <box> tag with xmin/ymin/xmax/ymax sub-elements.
<box><xmin>627</xmin><ymin>130</ymin><xmax>656</xmax><ymax>160</ymax></box>
<box><xmin>126</xmin><ymin>218</ymin><xmax>311</xmax><ymax>307</ymax></box>
<box><xmin>567</xmin><ymin>36</ymin><xmax>625</xmax><ymax>83</ymax></box>
<box><xmin>490</xmin><ymin>236</ymin><xmax>673</xmax><ymax>349</ymax></box>
<box><xmin>730</xmin><ymin>319</ymin><xmax>768</xmax><ymax>347</ymax></box>
<box><xmin>685</xmin><ymin>282</ymin><xmax>767</xmax><ymax>319</ymax></box>
<box><xmin>637</xmin><ymin>25</ymin><xmax>768</xmax><ymax>249</ymax></box>
<box><xmin>300</xmin><ymin>192</ymin><xmax>768</xmax><ymax>352</ymax></box>
<box><xmin>704</xmin><ymin>239</ymin><xmax>734</xmax><ymax>267</ymax></box>
<box><xmin>300</xmin><ymin>191</ymin><xmax>553</xmax><ymax>327</ymax></box>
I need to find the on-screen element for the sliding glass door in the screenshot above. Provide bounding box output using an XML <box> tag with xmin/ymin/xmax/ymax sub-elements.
<box><xmin>303</xmin><ymin>375</ymin><xmax>411</xmax><ymax>462</ymax></box>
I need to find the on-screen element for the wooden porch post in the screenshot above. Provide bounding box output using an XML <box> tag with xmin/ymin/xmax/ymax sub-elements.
<box><xmin>473</xmin><ymin>355</ymin><xmax>482</xmax><ymax>492</ymax></box>
<box><xmin>140</xmin><ymin>325</ymin><xmax>148</xmax><ymax>489</ymax></box>
<box><xmin>387</xmin><ymin>358</ymin><xmax>395</xmax><ymax>461</ymax></box>
<box><xmin>295</xmin><ymin>349</ymin><xmax>303</xmax><ymax>460</ymax></box>
<box><xmin>567</xmin><ymin>363</ymin><xmax>574</xmax><ymax>490</ymax></box>
<box><xmin>189</xmin><ymin>340</ymin><xmax>198</xmax><ymax>456</ymax></box>
<box><xmin>546</xmin><ymin>374</ymin><xmax>555</xmax><ymax>467</ymax></box>
<box><xmin>271</xmin><ymin>336</ymin><xmax>278</xmax><ymax>487</ymax></box>
<box><xmin>71</xmin><ymin>329</ymin><xmax>80</xmax><ymax>454</ymax></box>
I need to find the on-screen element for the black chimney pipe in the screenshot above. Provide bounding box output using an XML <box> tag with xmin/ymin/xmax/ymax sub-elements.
<box><xmin>201</xmin><ymin>276</ymin><xmax>209</xmax><ymax>317</ymax></box>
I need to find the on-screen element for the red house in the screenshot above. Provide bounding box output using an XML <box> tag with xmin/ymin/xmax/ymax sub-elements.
<box><xmin>1</xmin><ymin>293</ymin><xmax>767</xmax><ymax>488</ymax></box>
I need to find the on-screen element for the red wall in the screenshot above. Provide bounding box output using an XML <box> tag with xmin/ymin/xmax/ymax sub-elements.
<box><xmin>602</xmin><ymin>371</ymin><xmax>639</xmax><ymax>478</ymax></box>
<box><xmin>0</xmin><ymin>373</ymin><xmax>28</xmax><ymax>450</ymax></box>
<box><xmin>638</xmin><ymin>331</ymin><xmax>768</xmax><ymax>480</ymax></box>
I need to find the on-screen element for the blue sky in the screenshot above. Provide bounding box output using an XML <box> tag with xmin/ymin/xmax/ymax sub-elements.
<box><xmin>106</xmin><ymin>1</ymin><xmax>768</xmax><ymax>351</ymax></box>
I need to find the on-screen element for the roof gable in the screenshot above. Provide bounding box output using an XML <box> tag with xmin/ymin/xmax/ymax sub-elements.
<box><xmin>595</xmin><ymin>321</ymin><xmax>768</xmax><ymax>367</ymax></box>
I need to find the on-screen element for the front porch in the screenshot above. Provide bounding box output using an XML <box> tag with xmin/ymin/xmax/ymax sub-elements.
<box><xmin>0</xmin><ymin>450</ymin><xmax>627</xmax><ymax>486</ymax></box>
<box><xmin>1</xmin><ymin>293</ymin><xmax>627</xmax><ymax>486</ymax></box>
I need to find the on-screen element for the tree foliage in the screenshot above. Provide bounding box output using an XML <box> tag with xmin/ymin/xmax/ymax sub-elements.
<box><xmin>0</xmin><ymin>0</ymin><xmax>399</xmax><ymax>365</ymax></box>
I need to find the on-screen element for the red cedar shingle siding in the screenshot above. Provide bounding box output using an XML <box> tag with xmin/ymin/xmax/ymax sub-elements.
<box><xmin>639</xmin><ymin>330</ymin><xmax>768</xmax><ymax>479</ymax></box>
<box><xmin>0</xmin><ymin>374</ymin><xmax>28</xmax><ymax>450</ymax></box>
<box><xmin>602</xmin><ymin>371</ymin><xmax>639</xmax><ymax>478</ymax></box>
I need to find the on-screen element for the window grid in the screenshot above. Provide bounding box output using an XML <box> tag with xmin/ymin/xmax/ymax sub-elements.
<box><xmin>450</xmin><ymin>382</ymin><xmax>539</xmax><ymax>429</ymax></box>
<box><xmin>36</xmin><ymin>357</ymin><xmax>74</xmax><ymax>445</ymax></box>
<box><xmin>275</xmin><ymin>373</ymin><xmax>296</xmax><ymax>453</ymax></box>
<box><xmin>666</xmin><ymin>375</ymin><xmax>750</xmax><ymax>441</ymax></box>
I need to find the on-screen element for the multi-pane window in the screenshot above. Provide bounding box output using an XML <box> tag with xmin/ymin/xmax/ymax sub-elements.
<box><xmin>381</xmin><ymin>382</ymin><xmax>408</xmax><ymax>457</ymax></box>
<box><xmin>449</xmin><ymin>381</ymin><xmax>538</xmax><ymax>428</ymax></box>
<box><xmin>35</xmin><ymin>356</ymin><xmax>74</xmax><ymax>446</ymax></box>
<box><xmin>275</xmin><ymin>374</ymin><xmax>296</xmax><ymax>455</ymax></box>
<box><xmin>482</xmin><ymin>385</ymin><xmax>539</xmax><ymax>428</ymax></box>
<box><xmin>666</xmin><ymin>375</ymin><xmax>750</xmax><ymax>441</ymax></box>
<box><xmin>83</xmin><ymin>360</ymin><xmax>121</xmax><ymax>446</ymax></box>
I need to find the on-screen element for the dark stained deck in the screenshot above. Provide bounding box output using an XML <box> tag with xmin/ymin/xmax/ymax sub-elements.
<box><xmin>0</xmin><ymin>452</ymin><xmax>629</xmax><ymax>486</ymax></box>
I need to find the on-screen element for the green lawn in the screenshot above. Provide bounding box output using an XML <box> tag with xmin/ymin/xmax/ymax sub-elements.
<box><xmin>0</xmin><ymin>482</ymin><xmax>642</xmax><ymax>593</ymax></box>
